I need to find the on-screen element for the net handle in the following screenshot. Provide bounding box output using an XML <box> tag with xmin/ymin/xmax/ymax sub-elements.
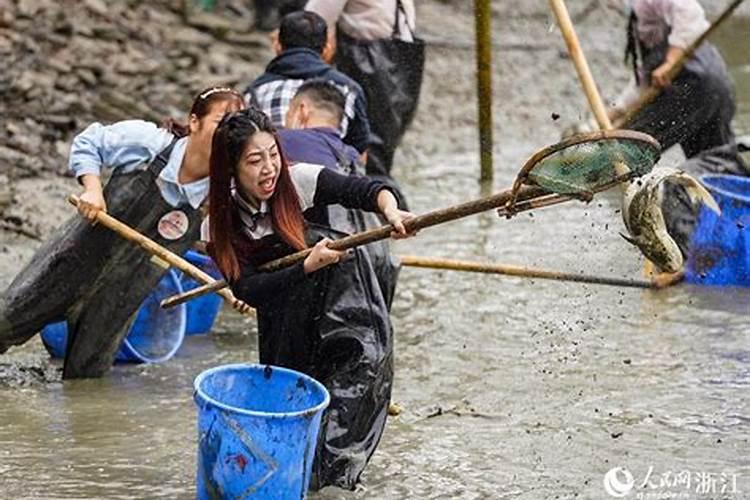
<box><xmin>260</xmin><ymin>133</ymin><xmax>657</xmax><ymax>273</ymax></box>
<box><xmin>259</xmin><ymin>183</ymin><xmax>548</xmax><ymax>272</ymax></box>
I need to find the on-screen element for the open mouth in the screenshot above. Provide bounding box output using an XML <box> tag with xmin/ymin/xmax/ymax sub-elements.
<box><xmin>259</xmin><ymin>177</ymin><xmax>275</xmax><ymax>194</ymax></box>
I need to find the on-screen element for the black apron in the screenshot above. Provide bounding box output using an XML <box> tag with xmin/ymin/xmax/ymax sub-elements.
<box><xmin>335</xmin><ymin>0</ymin><xmax>425</xmax><ymax>177</ymax></box>
<box><xmin>626</xmin><ymin>16</ymin><xmax>742</xmax><ymax>164</ymax></box>
<box><xmin>318</xmin><ymin>138</ymin><xmax>402</xmax><ymax>310</ymax></box>
<box><xmin>0</xmin><ymin>141</ymin><xmax>202</xmax><ymax>379</ymax></box>
<box><xmin>252</xmin><ymin>224</ymin><xmax>394</xmax><ymax>491</ymax></box>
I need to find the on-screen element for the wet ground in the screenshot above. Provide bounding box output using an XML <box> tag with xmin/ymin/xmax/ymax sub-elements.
<box><xmin>1</xmin><ymin>5</ymin><xmax>749</xmax><ymax>500</ymax></box>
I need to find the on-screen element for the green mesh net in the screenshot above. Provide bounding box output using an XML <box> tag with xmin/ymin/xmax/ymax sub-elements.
<box><xmin>517</xmin><ymin>130</ymin><xmax>661</xmax><ymax>196</ymax></box>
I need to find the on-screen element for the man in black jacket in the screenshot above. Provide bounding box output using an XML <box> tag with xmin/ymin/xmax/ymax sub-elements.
<box><xmin>244</xmin><ymin>10</ymin><xmax>371</xmax><ymax>157</ymax></box>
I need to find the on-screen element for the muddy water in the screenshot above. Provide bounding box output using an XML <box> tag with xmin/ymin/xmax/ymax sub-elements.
<box><xmin>2</xmin><ymin>20</ymin><xmax>750</xmax><ymax>500</ymax></box>
<box><xmin>716</xmin><ymin>18</ymin><xmax>750</xmax><ymax>133</ymax></box>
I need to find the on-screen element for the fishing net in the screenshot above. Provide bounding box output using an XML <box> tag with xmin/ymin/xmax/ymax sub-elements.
<box><xmin>505</xmin><ymin>130</ymin><xmax>660</xmax><ymax>214</ymax></box>
<box><xmin>254</xmin><ymin>130</ymin><xmax>662</xmax><ymax>274</ymax></box>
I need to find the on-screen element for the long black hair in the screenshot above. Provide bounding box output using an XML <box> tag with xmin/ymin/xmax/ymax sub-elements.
<box><xmin>208</xmin><ymin>107</ymin><xmax>306</xmax><ymax>280</ymax></box>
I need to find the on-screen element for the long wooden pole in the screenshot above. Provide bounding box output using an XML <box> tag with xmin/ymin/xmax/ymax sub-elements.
<box><xmin>160</xmin><ymin>253</ymin><xmax>683</xmax><ymax>308</ymax></box>
<box><xmin>399</xmin><ymin>255</ymin><xmax>684</xmax><ymax>289</ymax></box>
<box><xmin>159</xmin><ymin>278</ymin><xmax>228</xmax><ymax>309</ymax></box>
<box><xmin>400</xmin><ymin>255</ymin><xmax>652</xmax><ymax>288</ymax></box>
<box><xmin>548</xmin><ymin>0</ymin><xmax>615</xmax><ymax>132</ymax></box>
<box><xmin>261</xmin><ymin>183</ymin><xmax>548</xmax><ymax>272</ymax></box>
<box><xmin>475</xmin><ymin>0</ymin><xmax>494</xmax><ymax>182</ymax></box>
<box><xmin>162</xmin><ymin>280</ymin><xmax>228</xmax><ymax>308</ymax></box>
<box><xmin>67</xmin><ymin>195</ymin><xmax>255</xmax><ymax>317</ymax></box>
<box><xmin>613</xmin><ymin>0</ymin><xmax>745</xmax><ymax>128</ymax></box>
<box><xmin>548</xmin><ymin>0</ymin><xmax>670</xmax><ymax>278</ymax></box>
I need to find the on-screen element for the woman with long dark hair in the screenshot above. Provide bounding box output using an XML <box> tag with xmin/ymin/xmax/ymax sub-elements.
<box><xmin>0</xmin><ymin>87</ymin><xmax>245</xmax><ymax>379</ymax></box>
<box><xmin>206</xmin><ymin>107</ymin><xmax>413</xmax><ymax>490</ymax></box>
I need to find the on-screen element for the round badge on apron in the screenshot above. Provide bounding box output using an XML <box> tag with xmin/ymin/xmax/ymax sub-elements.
<box><xmin>157</xmin><ymin>210</ymin><xmax>189</xmax><ymax>240</ymax></box>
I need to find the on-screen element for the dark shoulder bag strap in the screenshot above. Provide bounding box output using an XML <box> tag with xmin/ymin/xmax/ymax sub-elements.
<box><xmin>146</xmin><ymin>137</ymin><xmax>180</xmax><ymax>177</ymax></box>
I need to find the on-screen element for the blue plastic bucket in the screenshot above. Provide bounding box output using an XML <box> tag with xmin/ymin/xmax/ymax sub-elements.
<box><xmin>40</xmin><ymin>269</ymin><xmax>187</xmax><ymax>363</ymax></box>
<box><xmin>194</xmin><ymin>363</ymin><xmax>330</xmax><ymax>500</ymax></box>
<box><xmin>686</xmin><ymin>174</ymin><xmax>750</xmax><ymax>286</ymax></box>
<box><xmin>182</xmin><ymin>250</ymin><xmax>223</xmax><ymax>335</ymax></box>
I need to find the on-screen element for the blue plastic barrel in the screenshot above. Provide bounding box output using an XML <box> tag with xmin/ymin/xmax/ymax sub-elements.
<box><xmin>39</xmin><ymin>321</ymin><xmax>71</xmax><ymax>359</ymax></box>
<box><xmin>40</xmin><ymin>269</ymin><xmax>187</xmax><ymax>363</ymax></box>
<box><xmin>182</xmin><ymin>250</ymin><xmax>224</xmax><ymax>335</ymax></box>
<box><xmin>194</xmin><ymin>363</ymin><xmax>330</xmax><ymax>500</ymax></box>
<box><xmin>686</xmin><ymin>174</ymin><xmax>750</xmax><ymax>286</ymax></box>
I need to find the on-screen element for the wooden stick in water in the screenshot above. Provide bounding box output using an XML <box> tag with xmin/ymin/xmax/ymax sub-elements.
<box><xmin>475</xmin><ymin>0</ymin><xmax>494</xmax><ymax>182</ymax></box>
<box><xmin>398</xmin><ymin>255</ymin><xmax>672</xmax><ymax>289</ymax></box>
<box><xmin>160</xmin><ymin>253</ymin><xmax>682</xmax><ymax>309</ymax></box>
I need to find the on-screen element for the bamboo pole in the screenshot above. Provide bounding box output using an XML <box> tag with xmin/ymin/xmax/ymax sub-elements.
<box><xmin>260</xmin><ymin>183</ymin><xmax>548</xmax><ymax>272</ymax></box>
<box><xmin>548</xmin><ymin>0</ymin><xmax>615</xmax><ymax>132</ymax></box>
<box><xmin>160</xmin><ymin>253</ymin><xmax>682</xmax><ymax>308</ymax></box>
<box><xmin>475</xmin><ymin>0</ymin><xmax>494</xmax><ymax>182</ymax></box>
<box><xmin>398</xmin><ymin>255</ymin><xmax>683</xmax><ymax>289</ymax></box>
<box><xmin>548</xmin><ymin>0</ymin><xmax>672</xmax><ymax>279</ymax></box>
<box><xmin>67</xmin><ymin>195</ymin><xmax>255</xmax><ymax>317</ymax></box>
<box><xmin>613</xmin><ymin>0</ymin><xmax>745</xmax><ymax>128</ymax></box>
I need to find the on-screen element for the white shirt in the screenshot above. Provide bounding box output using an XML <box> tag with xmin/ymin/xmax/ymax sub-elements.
<box><xmin>628</xmin><ymin>0</ymin><xmax>709</xmax><ymax>49</ymax></box>
<box><xmin>305</xmin><ymin>0</ymin><xmax>416</xmax><ymax>41</ymax></box>
<box><xmin>69</xmin><ymin>120</ymin><xmax>209</xmax><ymax>209</ymax></box>
<box><xmin>615</xmin><ymin>0</ymin><xmax>710</xmax><ymax>108</ymax></box>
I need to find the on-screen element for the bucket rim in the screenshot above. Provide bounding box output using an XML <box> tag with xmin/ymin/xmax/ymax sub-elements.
<box><xmin>184</xmin><ymin>249</ymin><xmax>213</xmax><ymax>265</ymax></box>
<box><xmin>193</xmin><ymin>363</ymin><xmax>331</xmax><ymax>419</ymax></box>
<box><xmin>699</xmin><ymin>173</ymin><xmax>750</xmax><ymax>204</ymax></box>
<box><xmin>121</xmin><ymin>269</ymin><xmax>187</xmax><ymax>363</ymax></box>
<box><xmin>182</xmin><ymin>250</ymin><xmax>221</xmax><ymax>279</ymax></box>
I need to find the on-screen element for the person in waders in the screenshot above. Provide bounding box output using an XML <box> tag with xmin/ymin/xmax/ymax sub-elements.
<box><xmin>0</xmin><ymin>87</ymin><xmax>245</xmax><ymax>379</ymax></box>
<box><xmin>278</xmin><ymin>79</ymin><xmax>403</xmax><ymax>308</ymax></box>
<box><xmin>305</xmin><ymin>0</ymin><xmax>424</xmax><ymax>177</ymax></box>
<box><xmin>611</xmin><ymin>0</ymin><xmax>747</xmax><ymax>253</ymax></box>
<box><xmin>205</xmin><ymin>107</ymin><xmax>414</xmax><ymax>490</ymax></box>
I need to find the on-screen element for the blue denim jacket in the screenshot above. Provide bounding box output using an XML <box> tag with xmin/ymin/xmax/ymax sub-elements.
<box><xmin>68</xmin><ymin>120</ymin><xmax>208</xmax><ymax>208</ymax></box>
